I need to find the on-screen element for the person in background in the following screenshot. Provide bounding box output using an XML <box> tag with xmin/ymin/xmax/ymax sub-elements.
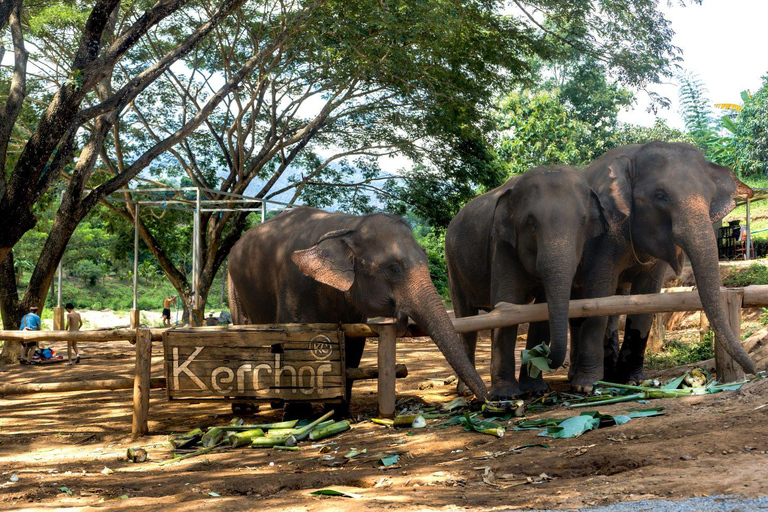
<box><xmin>19</xmin><ymin>305</ymin><xmax>42</xmax><ymax>361</ymax></box>
<box><xmin>162</xmin><ymin>295</ymin><xmax>177</xmax><ymax>327</ymax></box>
<box><xmin>65</xmin><ymin>302</ymin><xmax>82</xmax><ymax>365</ymax></box>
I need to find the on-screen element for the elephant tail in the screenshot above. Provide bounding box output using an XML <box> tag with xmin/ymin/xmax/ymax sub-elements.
<box><xmin>227</xmin><ymin>270</ymin><xmax>250</xmax><ymax>325</ymax></box>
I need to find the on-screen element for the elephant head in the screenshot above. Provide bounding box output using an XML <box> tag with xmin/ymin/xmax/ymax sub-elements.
<box><xmin>291</xmin><ymin>215</ymin><xmax>488</xmax><ymax>399</ymax></box>
<box><xmin>589</xmin><ymin>142</ymin><xmax>756</xmax><ymax>374</ymax></box>
<box><xmin>493</xmin><ymin>166</ymin><xmax>605</xmax><ymax>367</ymax></box>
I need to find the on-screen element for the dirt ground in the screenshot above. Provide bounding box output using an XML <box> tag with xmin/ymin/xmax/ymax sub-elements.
<box><xmin>1</xmin><ymin>327</ymin><xmax>768</xmax><ymax>512</ymax></box>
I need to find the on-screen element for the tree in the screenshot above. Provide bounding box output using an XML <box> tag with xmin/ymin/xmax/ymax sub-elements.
<box><xmin>733</xmin><ymin>74</ymin><xmax>768</xmax><ymax>176</ymax></box>
<box><xmin>0</xmin><ymin>0</ymin><xmax>296</xmax><ymax>362</ymax></box>
<box><xmin>1</xmin><ymin>0</ymin><xmax>690</xmax><ymax>362</ymax></box>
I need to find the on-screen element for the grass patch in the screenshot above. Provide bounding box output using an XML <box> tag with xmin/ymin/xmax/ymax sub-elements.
<box><xmin>721</xmin><ymin>262</ymin><xmax>768</xmax><ymax>287</ymax></box>
<box><xmin>646</xmin><ymin>332</ymin><xmax>715</xmax><ymax>370</ymax></box>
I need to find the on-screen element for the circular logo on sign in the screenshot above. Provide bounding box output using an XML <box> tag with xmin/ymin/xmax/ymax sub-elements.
<box><xmin>310</xmin><ymin>335</ymin><xmax>333</xmax><ymax>360</ymax></box>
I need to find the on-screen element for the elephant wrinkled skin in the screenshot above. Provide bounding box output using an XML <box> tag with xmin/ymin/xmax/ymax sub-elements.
<box><xmin>227</xmin><ymin>207</ymin><xmax>489</xmax><ymax>412</ymax></box>
<box><xmin>570</xmin><ymin>142</ymin><xmax>756</xmax><ymax>393</ymax></box>
<box><xmin>446</xmin><ymin>166</ymin><xmax>605</xmax><ymax>399</ymax></box>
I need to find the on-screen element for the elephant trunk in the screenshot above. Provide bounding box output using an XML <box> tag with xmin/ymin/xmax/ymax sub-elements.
<box><xmin>539</xmin><ymin>259</ymin><xmax>577</xmax><ymax>368</ymax></box>
<box><xmin>674</xmin><ymin>212</ymin><xmax>756</xmax><ymax>375</ymax></box>
<box><xmin>401</xmin><ymin>264</ymin><xmax>489</xmax><ymax>400</ymax></box>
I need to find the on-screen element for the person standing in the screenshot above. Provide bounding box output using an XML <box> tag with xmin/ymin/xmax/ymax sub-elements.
<box><xmin>65</xmin><ymin>303</ymin><xmax>82</xmax><ymax>365</ymax></box>
<box><xmin>19</xmin><ymin>306</ymin><xmax>42</xmax><ymax>361</ymax></box>
<box><xmin>162</xmin><ymin>295</ymin><xmax>177</xmax><ymax>327</ymax></box>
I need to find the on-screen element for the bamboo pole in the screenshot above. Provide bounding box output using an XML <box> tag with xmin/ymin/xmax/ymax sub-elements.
<box><xmin>0</xmin><ymin>378</ymin><xmax>166</xmax><ymax>396</ymax></box>
<box><xmin>132</xmin><ymin>329</ymin><xmax>152</xmax><ymax>439</ymax></box>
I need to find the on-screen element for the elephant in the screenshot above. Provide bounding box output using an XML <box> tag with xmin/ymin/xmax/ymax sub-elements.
<box><xmin>569</xmin><ymin>142</ymin><xmax>756</xmax><ymax>392</ymax></box>
<box><xmin>445</xmin><ymin>166</ymin><xmax>605</xmax><ymax>399</ymax></box>
<box><xmin>227</xmin><ymin>207</ymin><xmax>489</xmax><ymax>414</ymax></box>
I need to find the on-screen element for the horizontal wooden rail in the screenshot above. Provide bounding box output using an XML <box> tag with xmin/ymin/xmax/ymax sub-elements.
<box><xmin>2</xmin><ymin>284</ymin><xmax>767</xmax><ymax>342</ymax></box>
<box><xmin>0</xmin><ymin>377</ymin><xmax>166</xmax><ymax>396</ymax></box>
<box><xmin>451</xmin><ymin>284</ymin><xmax>768</xmax><ymax>334</ymax></box>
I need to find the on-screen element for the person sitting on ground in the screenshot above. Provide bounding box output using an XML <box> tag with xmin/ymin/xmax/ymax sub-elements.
<box><xmin>65</xmin><ymin>302</ymin><xmax>82</xmax><ymax>365</ymax></box>
<box><xmin>19</xmin><ymin>306</ymin><xmax>42</xmax><ymax>361</ymax></box>
<box><xmin>162</xmin><ymin>295</ymin><xmax>177</xmax><ymax>327</ymax></box>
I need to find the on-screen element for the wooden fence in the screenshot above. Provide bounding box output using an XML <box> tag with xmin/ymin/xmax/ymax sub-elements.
<box><xmin>1</xmin><ymin>284</ymin><xmax>767</xmax><ymax>437</ymax></box>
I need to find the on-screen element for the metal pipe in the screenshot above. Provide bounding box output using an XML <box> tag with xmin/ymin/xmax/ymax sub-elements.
<box><xmin>194</xmin><ymin>189</ymin><xmax>201</xmax><ymax>309</ymax></box>
<box><xmin>746</xmin><ymin>198</ymin><xmax>752</xmax><ymax>260</ymax></box>
<box><xmin>261</xmin><ymin>200</ymin><xmax>266</xmax><ymax>224</ymax></box>
<box><xmin>133</xmin><ymin>202</ymin><xmax>139</xmax><ymax>310</ymax></box>
<box><xmin>57</xmin><ymin>190</ymin><xmax>64</xmax><ymax>307</ymax></box>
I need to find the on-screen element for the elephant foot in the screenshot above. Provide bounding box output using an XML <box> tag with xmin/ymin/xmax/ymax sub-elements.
<box><xmin>456</xmin><ymin>381</ymin><xmax>473</xmax><ymax>397</ymax></box>
<box><xmin>570</xmin><ymin>370</ymin><xmax>600</xmax><ymax>394</ymax></box>
<box><xmin>519</xmin><ymin>373</ymin><xmax>549</xmax><ymax>397</ymax></box>
<box><xmin>624</xmin><ymin>368</ymin><xmax>648</xmax><ymax>386</ymax></box>
<box><xmin>489</xmin><ymin>382</ymin><xmax>522</xmax><ymax>401</ymax></box>
<box><xmin>283</xmin><ymin>402</ymin><xmax>315</xmax><ymax>421</ymax></box>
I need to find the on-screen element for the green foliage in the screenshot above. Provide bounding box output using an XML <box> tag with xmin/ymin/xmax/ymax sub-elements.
<box><xmin>646</xmin><ymin>334</ymin><xmax>715</xmax><ymax>370</ymax></box>
<box><xmin>496</xmin><ymin>89</ymin><xmax>593</xmax><ymax>176</ymax></box>
<box><xmin>410</xmin><ymin>213</ymin><xmax>450</xmax><ymax>299</ymax></box>
<box><xmin>721</xmin><ymin>263</ymin><xmax>768</xmax><ymax>287</ymax></box>
<box><xmin>610</xmin><ymin>119</ymin><xmax>694</xmax><ymax>147</ymax></box>
<box><xmin>70</xmin><ymin>260</ymin><xmax>106</xmax><ymax>286</ymax></box>
<box><xmin>733</xmin><ymin>74</ymin><xmax>768</xmax><ymax>176</ymax></box>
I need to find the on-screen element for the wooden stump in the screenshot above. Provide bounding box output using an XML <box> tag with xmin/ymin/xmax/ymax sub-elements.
<box><xmin>132</xmin><ymin>329</ymin><xmax>152</xmax><ymax>439</ymax></box>
<box><xmin>376</xmin><ymin>323</ymin><xmax>398</xmax><ymax>418</ymax></box>
<box><xmin>715</xmin><ymin>289</ymin><xmax>746</xmax><ymax>383</ymax></box>
<box><xmin>130</xmin><ymin>309</ymin><xmax>141</xmax><ymax>329</ymax></box>
<box><xmin>190</xmin><ymin>309</ymin><xmax>204</xmax><ymax>327</ymax></box>
<box><xmin>52</xmin><ymin>306</ymin><xmax>65</xmax><ymax>331</ymax></box>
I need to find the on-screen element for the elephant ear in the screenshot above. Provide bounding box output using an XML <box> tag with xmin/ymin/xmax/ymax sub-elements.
<box><xmin>587</xmin><ymin>189</ymin><xmax>607</xmax><ymax>238</ymax></box>
<box><xmin>704</xmin><ymin>162</ymin><xmax>754</xmax><ymax>222</ymax></box>
<box><xmin>492</xmin><ymin>187</ymin><xmax>517</xmax><ymax>247</ymax></box>
<box><xmin>291</xmin><ymin>229</ymin><xmax>357</xmax><ymax>291</ymax></box>
<box><xmin>590</xmin><ymin>155</ymin><xmax>632</xmax><ymax>224</ymax></box>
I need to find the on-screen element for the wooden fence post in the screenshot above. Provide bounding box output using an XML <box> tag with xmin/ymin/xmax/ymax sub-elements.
<box><xmin>52</xmin><ymin>306</ymin><xmax>65</xmax><ymax>330</ymax></box>
<box><xmin>376</xmin><ymin>323</ymin><xmax>398</xmax><ymax>418</ymax></box>
<box><xmin>715</xmin><ymin>289</ymin><xmax>746</xmax><ymax>383</ymax></box>
<box><xmin>130</xmin><ymin>310</ymin><xmax>141</xmax><ymax>329</ymax></box>
<box><xmin>648</xmin><ymin>313</ymin><xmax>666</xmax><ymax>353</ymax></box>
<box><xmin>132</xmin><ymin>328</ymin><xmax>152</xmax><ymax>439</ymax></box>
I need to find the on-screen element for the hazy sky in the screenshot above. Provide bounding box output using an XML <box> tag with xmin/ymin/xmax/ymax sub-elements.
<box><xmin>619</xmin><ymin>0</ymin><xmax>768</xmax><ymax>128</ymax></box>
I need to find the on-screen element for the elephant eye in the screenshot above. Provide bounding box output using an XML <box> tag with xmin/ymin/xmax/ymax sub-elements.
<box><xmin>581</xmin><ymin>213</ymin><xmax>587</xmax><ymax>225</ymax></box>
<box><xmin>389</xmin><ymin>263</ymin><xmax>401</xmax><ymax>274</ymax></box>
<box><xmin>526</xmin><ymin>215</ymin><xmax>535</xmax><ymax>232</ymax></box>
<box><xmin>654</xmin><ymin>190</ymin><xmax>668</xmax><ymax>203</ymax></box>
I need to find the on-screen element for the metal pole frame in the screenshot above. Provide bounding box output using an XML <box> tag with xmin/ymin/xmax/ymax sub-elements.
<box><xmin>133</xmin><ymin>202</ymin><xmax>140</xmax><ymax>310</ymax></box>
<box><xmin>56</xmin><ymin>190</ymin><xmax>64</xmax><ymax>307</ymax></box>
<box><xmin>194</xmin><ymin>189</ymin><xmax>201</xmax><ymax>309</ymax></box>
<box><xmin>746</xmin><ymin>198</ymin><xmax>752</xmax><ymax>260</ymax></box>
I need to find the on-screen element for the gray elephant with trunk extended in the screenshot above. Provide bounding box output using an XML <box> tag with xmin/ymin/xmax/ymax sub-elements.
<box><xmin>569</xmin><ymin>142</ymin><xmax>756</xmax><ymax>392</ymax></box>
<box><xmin>445</xmin><ymin>166</ymin><xmax>605</xmax><ymax>399</ymax></box>
<box><xmin>227</xmin><ymin>207</ymin><xmax>489</xmax><ymax>412</ymax></box>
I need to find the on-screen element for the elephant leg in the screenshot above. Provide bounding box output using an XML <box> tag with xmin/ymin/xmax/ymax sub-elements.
<box><xmin>615</xmin><ymin>268</ymin><xmax>665</xmax><ymax>384</ymax></box>
<box><xmin>324</xmin><ymin>337</ymin><xmax>366</xmax><ymax>418</ymax></box>
<box><xmin>571</xmin><ymin>264</ymin><xmax>620</xmax><ymax>393</ymax></box>
<box><xmin>568</xmin><ymin>317</ymin><xmax>585</xmax><ymax>381</ymax></box>
<box><xmin>603</xmin><ymin>285</ymin><xmax>631</xmax><ymax>381</ymax></box>
<box><xmin>603</xmin><ymin>315</ymin><xmax>621</xmax><ymax>382</ymax></box>
<box><xmin>453</xmin><ymin>300</ymin><xmax>479</xmax><ymax>397</ymax></box>
<box><xmin>490</xmin><ymin>324</ymin><xmax>522</xmax><ymax>399</ymax></box>
<box><xmin>519</xmin><ymin>319</ymin><xmax>551</xmax><ymax>396</ymax></box>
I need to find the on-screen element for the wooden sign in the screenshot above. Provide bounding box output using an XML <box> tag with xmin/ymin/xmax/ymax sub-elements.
<box><xmin>163</xmin><ymin>324</ymin><xmax>346</xmax><ymax>402</ymax></box>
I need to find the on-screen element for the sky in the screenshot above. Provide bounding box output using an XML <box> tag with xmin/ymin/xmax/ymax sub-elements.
<box><xmin>618</xmin><ymin>0</ymin><xmax>768</xmax><ymax>128</ymax></box>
